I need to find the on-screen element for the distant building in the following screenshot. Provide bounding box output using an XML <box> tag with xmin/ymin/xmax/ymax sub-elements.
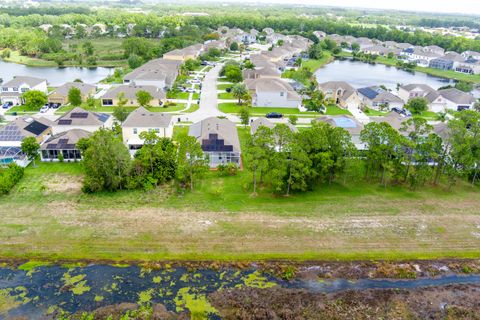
<box><xmin>48</xmin><ymin>82</ymin><xmax>96</xmax><ymax>105</ymax></box>
<box><xmin>1</xmin><ymin>76</ymin><xmax>48</xmax><ymax>106</ymax></box>
<box><xmin>101</xmin><ymin>85</ymin><xmax>166</xmax><ymax>107</ymax></box>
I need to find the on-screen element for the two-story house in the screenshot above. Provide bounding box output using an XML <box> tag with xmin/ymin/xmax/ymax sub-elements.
<box><xmin>1</xmin><ymin>76</ymin><xmax>48</xmax><ymax>106</ymax></box>
<box><xmin>244</xmin><ymin>78</ymin><xmax>302</xmax><ymax>108</ymax></box>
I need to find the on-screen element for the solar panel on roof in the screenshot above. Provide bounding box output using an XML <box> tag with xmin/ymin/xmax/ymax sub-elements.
<box><xmin>58</xmin><ymin>119</ymin><xmax>72</xmax><ymax>125</ymax></box>
<box><xmin>70</xmin><ymin>112</ymin><xmax>88</xmax><ymax>119</ymax></box>
<box><xmin>96</xmin><ymin>113</ymin><xmax>110</xmax><ymax>123</ymax></box>
<box><xmin>24</xmin><ymin>121</ymin><xmax>49</xmax><ymax>136</ymax></box>
<box><xmin>58</xmin><ymin>139</ymin><xmax>68</xmax><ymax>144</ymax></box>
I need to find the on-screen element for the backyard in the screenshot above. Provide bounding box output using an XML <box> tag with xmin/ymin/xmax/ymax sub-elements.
<box><xmin>1</xmin><ymin>127</ymin><xmax>480</xmax><ymax>262</ymax></box>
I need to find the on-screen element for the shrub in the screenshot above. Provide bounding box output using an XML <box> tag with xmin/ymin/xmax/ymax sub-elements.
<box><xmin>217</xmin><ymin>163</ymin><xmax>238</xmax><ymax>176</ymax></box>
<box><xmin>0</xmin><ymin>163</ymin><xmax>25</xmax><ymax>195</ymax></box>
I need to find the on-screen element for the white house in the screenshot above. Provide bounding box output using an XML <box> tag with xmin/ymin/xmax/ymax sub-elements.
<box><xmin>244</xmin><ymin>78</ymin><xmax>302</xmax><ymax>108</ymax></box>
<box><xmin>398</xmin><ymin>84</ymin><xmax>447</xmax><ymax>112</ymax></box>
<box><xmin>438</xmin><ymin>88</ymin><xmax>476</xmax><ymax>111</ymax></box>
<box><xmin>1</xmin><ymin>76</ymin><xmax>48</xmax><ymax>105</ymax></box>
<box><xmin>121</xmin><ymin>106</ymin><xmax>174</xmax><ymax>154</ymax></box>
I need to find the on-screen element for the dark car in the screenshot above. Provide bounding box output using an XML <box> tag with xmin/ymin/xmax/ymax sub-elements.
<box><xmin>391</xmin><ymin>107</ymin><xmax>402</xmax><ymax>114</ymax></box>
<box><xmin>266</xmin><ymin>112</ymin><xmax>283</xmax><ymax>119</ymax></box>
<box><xmin>51</xmin><ymin>103</ymin><xmax>61</xmax><ymax>109</ymax></box>
<box><xmin>225</xmin><ymin>87</ymin><xmax>232</xmax><ymax>93</ymax></box>
<box><xmin>401</xmin><ymin>108</ymin><xmax>412</xmax><ymax>117</ymax></box>
<box><xmin>2</xmin><ymin>101</ymin><xmax>13</xmax><ymax>109</ymax></box>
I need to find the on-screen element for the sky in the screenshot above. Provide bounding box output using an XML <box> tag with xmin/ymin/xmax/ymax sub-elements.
<box><xmin>204</xmin><ymin>0</ymin><xmax>480</xmax><ymax>15</ymax></box>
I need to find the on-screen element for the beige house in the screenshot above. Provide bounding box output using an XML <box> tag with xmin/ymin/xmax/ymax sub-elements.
<box><xmin>163</xmin><ymin>44</ymin><xmax>204</xmax><ymax>62</ymax></box>
<box><xmin>40</xmin><ymin>129</ymin><xmax>91</xmax><ymax>162</ymax></box>
<box><xmin>48</xmin><ymin>82</ymin><xmax>96</xmax><ymax>105</ymax></box>
<box><xmin>122</xmin><ymin>107</ymin><xmax>174</xmax><ymax>153</ymax></box>
<box><xmin>123</xmin><ymin>58</ymin><xmax>182</xmax><ymax>90</ymax></box>
<box><xmin>318</xmin><ymin>81</ymin><xmax>362</xmax><ymax>109</ymax></box>
<box><xmin>53</xmin><ymin>107</ymin><xmax>112</xmax><ymax>134</ymax></box>
<box><xmin>101</xmin><ymin>85</ymin><xmax>166</xmax><ymax>107</ymax></box>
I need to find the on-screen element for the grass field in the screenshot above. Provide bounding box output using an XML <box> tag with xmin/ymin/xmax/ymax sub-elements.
<box><xmin>218</xmin><ymin>92</ymin><xmax>235</xmax><ymax>99</ymax></box>
<box><xmin>217</xmin><ymin>83</ymin><xmax>233</xmax><ymax>90</ymax></box>
<box><xmin>1</xmin><ymin>147</ymin><xmax>480</xmax><ymax>261</ymax></box>
<box><xmin>218</xmin><ymin>103</ymin><xmax>318</xmax><ymax>116</ymax></box>
<box><xmin>324</xmin><ymin>105</ymin><xmax>352</xmax><ymax>115</ymax></box>
<box><xmin>301</xmin><ymin>51</ymin><xmax>334</xmax><ymax>71</ymax></box>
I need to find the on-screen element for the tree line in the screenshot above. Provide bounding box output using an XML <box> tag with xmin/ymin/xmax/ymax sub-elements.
<box><xmin>244</xmin><ymin>111</ymin><xmax>480</xmax><ymax>196</ymax></box>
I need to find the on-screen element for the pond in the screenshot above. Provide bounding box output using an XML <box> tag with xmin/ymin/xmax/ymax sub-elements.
<box><xmin>0</xmin><ymin>60</ymin><xmax>113</xmax><ymax>86</ymax></box>
<box><xmin>315</xmin><ymin>59</ymin><xmax>455</xmax><ymax>90</ymax></box>
<box><xmin>1</xmin><ymin>264</ymin><xmax>480</xmax><ymax>318</ymax></box>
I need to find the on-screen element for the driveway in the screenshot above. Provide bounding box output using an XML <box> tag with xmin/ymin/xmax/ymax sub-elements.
<box><xmin>186</xmin><ymin>64</ymin><xmax>239</xmax><ymax>123</ymax></box>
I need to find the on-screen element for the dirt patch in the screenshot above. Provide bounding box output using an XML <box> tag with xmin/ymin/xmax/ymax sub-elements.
<box><xmin>43</xmin><ymin>174</ymin><xmax>83</xmax><ymax>194</ymax></box>
<box><xmin>209</xmin><ymin>284</ymin><xmax>480</xmax><ymax>320</ymax></box>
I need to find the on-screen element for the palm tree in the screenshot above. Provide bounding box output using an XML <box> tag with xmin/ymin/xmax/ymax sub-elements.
<box><xmin>231</xmin><ymin>83</ymin><xmax>249</xmax><ymax>105</ymax></box>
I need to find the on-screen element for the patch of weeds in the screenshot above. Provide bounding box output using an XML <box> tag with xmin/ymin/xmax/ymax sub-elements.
<box><xmin>153</xmin><ymin>276</ymin><xmax>161</xmax><ymax>284</ymax></box>
<box><xmin>61</xmin><ymin>272</ymin><xmax>91</xmax><ymax>295</ymax></box>
<box><xmin>238</xmin><ymin>271</ymin><xmax>277</xmax><ymax>289</ymax></box>
<box><xmin>18</xmin><ymin>260</ymin><xmax>52</xmax><ymax>276</ymax></box>
<box><xmin>462</xmin><ymin>266</ymin><xmax>474</xmax><ymax>274</ymax></box>
<box><xmin>0</xmin><ymin>287</ymin><xmax>30</xmax><ymax>315</ymax></box>
<box><xmin>138</xmin><ymin>289</ymin><xmax>155</xmax><ymax>304</ymax></box>
<box><xmin>174</xmin><ymin>287</ymin><xmax>218</xmax><ymax>319</ymax></box>
<box><xmin>281</xmin><ymin>266</ymin><xmax>297</xmax><ymax>280</ymax></box>
<box><xmin>94</xmin><ymin>295</ymin><xmax>104</xmax><ymax>302</ymax></box>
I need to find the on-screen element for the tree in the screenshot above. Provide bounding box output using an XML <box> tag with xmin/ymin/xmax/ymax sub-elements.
<box><xmin>455</xmin><ymin>81</ymin><xmax>473</xmax><ymax>92</ymax></box>
<box><xmin>243</xmin><ymin>60</ymin><xmax>255</xmax><ymax>70</ymax></box>
<box><xmin>83</xmin><ymin>41</ymin><xmax>94</xmax><ymax>56</ymax></box>
<box><xmin>302</xmin><ymin>82</ymin><xmax>326</xmax><ymax>113</ymax></box>
<box><xmin>176</xmin><ymin>134</ymin><xmax>208</xmax><ymax>191</ymax></box>
<box><xmin>244</xmin><ymin>127</ymin><xmax>274</xmax><ymax>194</ymax></box>
<box><xmin>308</xmin><ymin>44</ymin><xmax>324</xmax><ymax>59</ymax></box>
<box><xmin>68</xmin><ymin>87</ymin><xmax>82</xmax><ymax>107</ymax></box>
<box><xmin>113</xmin><ymin>106</ymin><xmax>129</xmax><ymax>123</ymax></box>
<box><xmin>239</xmin><ymin>106</ymin><xmax>250</xmax><ymax>128</ymax></box>
<box><xmin>288</xmin><ymin>115</ymin><xmax>298</xmax><ymax>125</ymax></box>
<box><xmin>136</xmin><ymin>90</ymin><xmax>153</xmax><ymax>107</ymax></box>
<box><xmin>231</xmin><ymin>83</ymin><xmax>249</xmax><ymax>105</ymax></box>
<box><xmin>129</xmin><ymin>132</ymin><xmax>177</xmax><ymax>190</ymax></box>
<box><xmin>406</xmin><ymin>97</ymin><xmax>428</xmax><ymax>115</ymax></box>
<box><xmin>77</xmin><ymin>129</ymin><xmax>131</xmax><ymax>192</ymax></box>
<box><xmin>86</xmin><ymin>95</ymin><xmax>95</xmax><ymax>108</ymax></box>
<box><xmin>229</xmin><ymin>42</ymin><xmax>239</xmax><ymax>51</ymax></box>
<box><xmin>222</xmin><ymin>63</ymin><xmax>243</xmax><ymax>83</ymax></box>
<box><xmin>21</xmin><ymin>90</ymin><xmax>47</xmax><ymax>111</ymax></box>
<box><xmin>21</xmin><ymin>137</ymin><xmax>40</xmax><ymax>167</ymax></box>
<box><xmin>351</xmin><ymin>42</ymin><xmax>360</xmax><ymax>53</ymax></box>
<box><xmin>117</xmin><ymin>92</ymin><xmax>128</xmax><ymax>108</ymax></box>
<box><xmin>127</xmin><ymin>53</ymin><xmax>143</xmax><ymax>69</ymax></box>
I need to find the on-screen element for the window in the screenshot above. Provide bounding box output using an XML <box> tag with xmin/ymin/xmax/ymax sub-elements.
<box><xmin>280</xmin><ymin>91</ymin><xmax>284</xmax><ymax>97</ymax></box>
<box><xmin>21</xmin><ymin>88</ymin><xmax>29</xmax><ymax>93</ymax></box>
<box><xmin>2</xmin><ymin>87</ymin><xmax>7</xmax><ymax>92</ymax></box>
<box><xmin>154</xmin><ymin>128</ymin><xmax>160</xmax><ymax>133</ymax></box>
<box><xmin>133</xmin><ymin>128</ymin><xmax>137</xmax><ymax>134</ymax></box>
<box><xmin>13</xmin><ymin>87</ymin><xmax>18</xmax><ymax>92</ymax></box>
<box><xmin>102</xmin><ymin>99</ymin><xmax>113</xmax><ymax>106</ymax></box>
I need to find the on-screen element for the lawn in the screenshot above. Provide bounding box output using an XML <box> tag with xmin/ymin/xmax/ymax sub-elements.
<box><xmin>1</xmin><ymin>153</ymin><xmax>480</xmax><ymax>261</ymax></box>
<box><xmin>324</xmin><ymin>104</ymin><xmax>352</xmax><ymax>115</ymax></box>
<box><xmin>363</xmin><ymin>108</ymin><xmax>389</xmax><ymax>116</ymax></box>
<box><xmin>6</xmin><ymin>105</ymin><xmax>39</xmax><ymax>115</ymax></box>
<box><xmin>55</xmin><ymin>102</ymin><xmax>186</xmax><ymax>114</ymax></box>
<box><xmin>218</xmin><ymin>92</ymin><xmax>235</xmax><ymax>99</ymax></box>
<box><xmin>183</xmin><ymin>104</ymin><xmax>199</xmax><ymax>113</ymax></box>
<box><xmin>168</xmin><ymin>91</ymin><xmax>190</xmax><ymax>100</ymax></box>
<box><xmin>218</xmin><ymin>103</ymin><xmax>318</xmax><ymax>116</ymax></box>
<box><xmin>217</xmin><ymin>83</ymin><xmax>233</xmax><ymax>90</ymax></box>
<box><xmin>0</xmin><ymin>50</ymin><xmax>57</xmax><ymax>67</ymax></box>
<box><xmin>301</xmin><ymin>51</ymin><xmax>334</xmax><ymax>72</ymax></box>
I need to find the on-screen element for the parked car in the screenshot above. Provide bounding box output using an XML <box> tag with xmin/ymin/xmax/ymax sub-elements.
<box><xmin>401</xmin><ymin>108</ymin><xmax>412</xmax><ymax>117</ymax></box>
<box><xmin>186</xmin><ymin>88</ymin><xmax>196</xmax><ymax>93</ymax></box>
<box><xmin>51</xmin><ymin>103</ymin><xmax>61</xmax><ymax>109</ymax></box>
<box><xmin>40</xmin><ymin>105</ymin><xmax>49</xmax><ymax>113</ymax></box>
<box><xmin>266</xmin><ymin>112</ymin><xmax>283</xmax><ymax>119</ymax></box>
<box><xmin>2</xmin><ymin>102</ymin><xmax>13</xmax><ymax>109</ymax></box>
<box><xmin>225</xmin><ymin>87</ymin><xmax>232</xmax><ymax>93</ymax></box>
<box><xmin>391</xmin><ymin>107</ymin><xmax>403</xmax><ymax>114</ymax></box>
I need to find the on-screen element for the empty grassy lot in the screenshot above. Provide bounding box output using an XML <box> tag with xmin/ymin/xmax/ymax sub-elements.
<box><xmin>1</xmin><ymin>128</ymin><xmax>480</xmax><ymax>262</ymax></box>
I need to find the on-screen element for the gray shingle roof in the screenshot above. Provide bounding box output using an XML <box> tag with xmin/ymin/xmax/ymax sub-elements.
<box><xmin>438</xmin><ymin>88</ymin><xmax>476</xmax><ymax>105</ymax></box>
<box><xmin>102</xmin><ymin>85</ymin><xmax>165</xmax><ymax>100</ymax></box>
<box><xmin>51</xmin><ymin>82</ymin><xmax>96</xmax><ymax>97</ymax></box>
<box><xmin>55</xmin><ymin>107</ymin><xmax>110</xmax><ymax>127</ymax></box>
<box><xmin>2</xmin><ymin>76</ymin><xmax>46</xmax><ymax>87</ymax></box>
<box><xmin>250</xmin><ymin>117</ymin><xmax>298</xmax><ymax>135</ymax></box>
<box><xmin>122</xmin><ymin>107</ymin><xmax>172</xmax><ymax>128</ymax></box>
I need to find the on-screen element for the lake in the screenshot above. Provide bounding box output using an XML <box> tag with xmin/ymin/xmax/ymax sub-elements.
<box><xmin>315</xmin><ymin>59</ymin><xmax>455</xmax><ymax>90</ymax></box>
<box><xmin>0</xmin><ymin>60</ymin><xmax>113</xmax><ymax>87</ymax></box>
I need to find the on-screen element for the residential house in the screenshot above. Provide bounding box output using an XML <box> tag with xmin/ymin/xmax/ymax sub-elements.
<box><xmin>102</xmin><ymin>85</ymin><xmax>166</xmax><ymax>107</ymax></box>
<box><xmin>204</xmin><ymin>39</ymin><xmax>227</xmax><ymax>51</ymax></box>
<box><xmin>398</xmin><ymin>84</ymin><xmax>447</xmax><ymax>112</ymax></box>
<box><xmin>313</xmin><ymin>31</ymin><xmax>326</xmax><ymax>41</ymax></box>
<box><xmin>242</xmin><ymin>65</ymin><xmax>281</xmax><ymax>79</ymax></box>
<box><xmin>48</xmin><ymin>82</ymin><xmax>96</xmax><ymax>105</ymax></box>
<box><xmin>315</xmin><ymin>115</ymin><xmax>365</xmax><ymax>150</ymax></box>
<box><xmin>355</xmin><ymin>37</ymin><xmax>375</xmax><ymax>50</ymax></box>
<box><xmin>53</xmin><ymin>107</ymin><xmax>112</xmax><ymax>134</ymax></box>
<box><xmin>461</xmin><ymin>50</ymin><xmax>480</xmax><ymax>60</ymax></box>
<box><xmin>163</xmin><ymin>44</ymin><xmax>204</xmax><ymax>61</ymax></box>
<box><xmin>358</xmin><ymin>86</ymin><xmax>404</xmax><ymax>110</ymax></box>
<box><xmin>0</xmin><ymin>117</ymin><xmax>53</xmax><ymax>166</ymax></box>
<box><xmin>263</xmin><ymin>27</ymin><xmax>274</xmax><ymax>35</ymax></box>
<box><xmin>244</xmin><ymin>78</ymin><xmax>302</xmax><ymax>108</ymax></box>
<box><xmin>266</xmin><ymin>32</ymin><xmax>287</xmax><ymax>45</ymax></box>
<box><xmin>402</xmin><ymin>47</ymin><xmax>442</xmax><ymax>67</ymax></box>
<box><xmin>250</xmin><ymin>117</ymin><xmax>298</xmax><ymax>135</ymax></box>
<box><xmin>438</xmin><ymin>88</ymin><xmax>476</xmax><ymax>111</ymax></box>
<box><xmin>40</xmin><ymin>129</ymin><xmax>91</xmax><ymax>162</ymax></box>
<box><xmin>370</xmin><ymin>112</ymin><xmax>414</xmax><ymax>135</ymax></box>
<box><xmin>1</xmin><ymin>76</ymin><xmax>48</xmax><ymax>105</ymax></box>
<box><xmin>429</xmin><ymin>58</ymin><xmax>454</xmax><ymax>70</ymax></box>
<box><xmin>454</xmin><ymin>58</ymin><xmax>480</xmax><ymax>74</ymax></box>
<box><xmin>362</xmin><ymin>45</ymin><xmax>391</xmax><ymax>56</ymax></box>
<box><xmin>424</xmin><ymin>45</ymin><xmax>445</xmax><ymax>55</ymax></box>
<box><xmin>121</xmin><ymin>107</ymin><xmax>174</xmax><ymax>153</ymax></box>
<box><xmin>236</xmin><ymin>30</ymin><xmax>257</xmax><ymax>44</ymax></box>
<box><xmin>123</xmin><ymin>58</ymin><xmax>182</xmax><ymax>90</ymax></box>
<box><xmin>188</xmin><ymin>117</ymin><xmax>241</xmax><ymax>168</ymax></box>
<box><xmin>317</xmin><ymin>81</ymin><xmax>362</xmax><ymax>109</ymax></box>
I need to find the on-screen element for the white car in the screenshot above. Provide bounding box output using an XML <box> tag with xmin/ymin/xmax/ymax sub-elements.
<box><xmin>186</xmin><ymin>88</ymin><xmax>197</xmax><ymax>93</ymax></box>
<box><xmin>40</xmin><ymin>105</ymin><xmax>49</xmax><ymax>113</ymax></box>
